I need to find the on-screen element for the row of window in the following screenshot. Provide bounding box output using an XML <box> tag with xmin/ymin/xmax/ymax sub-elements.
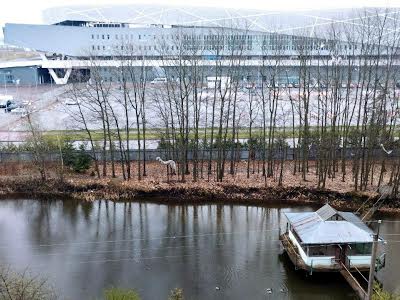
<box><xmin>91</xmin><ymin>45</ymin><xmax>180</xmax><ymax>52</ymax></box>
<box><xmin>93</xmin><ymin>23</ymin><xmax>124</xmax><ymax>28</ymax></box>
<box><xmin>89</xmin><ymin>31</ymin><xmax>370</xmax><ymax>54</ymax></box>
<box><xmin>88</xmin><ymin>32</ymin><xmax>378</xmax><ymax>54</ymax></box>
<box><xmin>91</xmin><ymin>39</ymin><xmax>359</xmax><ymax>52</ymax></box>
<box><xmin>91</xmin><ymin>33</ymin><xmax>326</xmax><ymax>43</ymax></box>
<box><xmin>91</xmin><ymin>33</ymin><xmax>180</xmax><ymax>40</ymax></box>
<box><xmin>91</xmin><ymin>43</ymin><xmax>360</xmax><ymax>53</ymax></box>
<box><xmin>182</xmin><ymin>42</ymin><xmax>358</xmax><ymax>52</ymax></box>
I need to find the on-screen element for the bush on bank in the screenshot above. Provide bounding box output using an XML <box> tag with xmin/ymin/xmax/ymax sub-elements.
<box><xmin>0</xmin><ymin>265</ymin><xmax>56</xmax><ymax>300</ymax></box>
<box><xmin>372</xmin><ymin>283</ymin><xmax>400</xmax><ymax>300</ymax></box>
<box><xmin>103</xmin><ymin>287</ymin><xmax>184</xmax><ymax>300</ymax></box>
<box><xmin>59</xmin><ymin>141</ymin><xmax>92</xmax><ymax>173</ymax></box>
<box><xmin>103</xmin><ymin>287</ymin><xmax>141</xmax><ymax>300</ymax></box>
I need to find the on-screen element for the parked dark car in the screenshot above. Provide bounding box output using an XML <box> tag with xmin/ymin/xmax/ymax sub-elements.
<box><xmin>0</xmin><ymin>100</ymin><xmax>12</xmax><ymax>109</ymax></box>
<box><xmin>4</xmin><ymin>102</ymin><xmax>18</xmax><ymax>112</ymax></box>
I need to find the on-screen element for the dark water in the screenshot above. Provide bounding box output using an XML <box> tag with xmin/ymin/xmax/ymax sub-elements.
<box><xmin>0</xmin><ymin>199</ymin><xmax>398</xmax><ymax>300</ymax></box>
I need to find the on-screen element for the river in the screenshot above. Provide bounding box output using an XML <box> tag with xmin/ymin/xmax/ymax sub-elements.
<box><xmin>0</xmin><ymin>199</ymin><xmax>398</xmax><ymax>299</ymax></box>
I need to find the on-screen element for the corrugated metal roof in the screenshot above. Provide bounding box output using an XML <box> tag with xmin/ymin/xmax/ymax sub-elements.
<box><xmin>316</xmin><ymin>204</ymin><xmax>338</xmax><ymax>220</ymax></box>
<box><xmin>302</xmin><ymin>222</ymin><xmax>373</xmax><ymax>244</ymax></box>
<box><xmin>338</xmin><ymin>212</ymin><xmax>374</xmax><ymax>235</ymax></box>
<box><xmin>284</xmin><ymin>205</ymin><xmax>375</xmax><ymax>245</ymax></box>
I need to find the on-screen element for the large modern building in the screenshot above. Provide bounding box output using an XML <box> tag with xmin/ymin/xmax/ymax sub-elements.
<box><xmin>1</xmin><ymin>5</ymin><xmax>400</xmax><ymax>85</ymax></box>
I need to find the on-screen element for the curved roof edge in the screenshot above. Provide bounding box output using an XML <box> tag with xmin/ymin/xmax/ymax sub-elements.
<box><xmin>41</xmin><ymin>5</ymin><xmax>400</xmax><ymax>36</ymax></box>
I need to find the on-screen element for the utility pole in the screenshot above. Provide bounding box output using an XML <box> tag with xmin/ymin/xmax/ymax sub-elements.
<box><xmin>367</xmin><ymin>219</ymin><xmax>381</xmax><ymax>300</ymax></box>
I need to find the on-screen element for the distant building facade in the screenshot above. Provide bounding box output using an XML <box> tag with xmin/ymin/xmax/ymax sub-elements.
<box><xmin>1</xmin><ymin>5</ymin><xmax>399</xmax><ymax>85</ymax></box>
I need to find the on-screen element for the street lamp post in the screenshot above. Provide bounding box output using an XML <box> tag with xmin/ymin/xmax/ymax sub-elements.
<box><xmin>1</xmin><ymin>73</ymin><xmax>8</xmax><ymax>94</ymax></box>
<box><xmin>14</xmin><ymin>78</ymin><xmax>20</xmax><ymax>99</ymax></box>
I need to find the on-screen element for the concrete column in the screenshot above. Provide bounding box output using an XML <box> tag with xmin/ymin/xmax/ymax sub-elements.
<box><xmin>48</xmin><ymin>68</ymin><xmax>72</xmax><ymax>84</ymax></box>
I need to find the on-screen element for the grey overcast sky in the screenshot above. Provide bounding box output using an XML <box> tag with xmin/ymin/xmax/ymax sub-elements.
<box><xmin>0</xmin><ymin>0</ymin><xmax>399</xmax><ymax>30</ymax></box>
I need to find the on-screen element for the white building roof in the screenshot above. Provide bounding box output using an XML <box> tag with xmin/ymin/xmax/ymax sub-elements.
<box><xmin>284</xmin><ymin>205</ymin><xmax>375</xmax><ymax>245</ymax></box>
<box><xmin>42</xmin><ymin>5</ymin><xmax>399</xmax><ymax>38</ymax></box>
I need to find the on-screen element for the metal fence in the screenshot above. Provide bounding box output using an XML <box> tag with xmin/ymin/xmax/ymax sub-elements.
<box><xmin>0</xmin><ymin>148</ymin><xmax>395</xmax><ymax>163</ymax></box>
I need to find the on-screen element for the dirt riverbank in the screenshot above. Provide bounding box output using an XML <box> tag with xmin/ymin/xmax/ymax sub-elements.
<box><xmin>0</xmin><ymin>160</ymin><xmax>399</xmax><ymax>213</ymax></box>
<box><xmin>0</xmin><ymin>177</ymin><xmax>398</xmax><ymax>214</ymax></box>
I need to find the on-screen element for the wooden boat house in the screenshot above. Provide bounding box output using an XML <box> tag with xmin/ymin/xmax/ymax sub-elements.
<box><xmin>281</xmin><ymin>204</ymin><xmax>382</xmax><ymax>273</ymax></box>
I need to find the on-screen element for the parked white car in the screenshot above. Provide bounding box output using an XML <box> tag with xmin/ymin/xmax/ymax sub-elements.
<box><xmin>150</xmin><ymin>77</ymin><xmax>167</xmax><ymax>84</ymax></box>
<box><xmin>10</xmin><ymin>107</ymin><xmax>28</xmax><ymax>116</ymax></box>
<box><xmin>64</xmin><ymin>99</ymin><xmax>81</xmax><ymax>105</ymax></box>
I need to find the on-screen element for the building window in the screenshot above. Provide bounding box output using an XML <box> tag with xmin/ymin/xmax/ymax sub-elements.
<box><xmin>91</xmin><ymin>34</ymin><xmax>94</xmax><ymax>39</ymax></box>
<box><xmin>103</xmin><ymin>46</ymin><xmax>105</xmax><ymax>50</ymax></box>
<box><xmin>102</xmin><ymin>34</ymin><xmax>105</xmax><ymax>39</ymax></box>
<box><xmin>92</xmin><ymin>45</ymin><xmax>95</xmax><ymax>50</ymax></box>
<box><xmin>139</xmin><ymin>35</ymin><xmax>141</xmax><ymax>40</ymax></box>
<box><xmin>107</xmin><ymin>34</ymin><xmax>110</xmax><ymax>40</ymax></box>
<box><xmin>115</xmin><ymin>34</ymin><xmax>118</xmax><ymax>39</ymax></box>
<box><xmin>97</xmin><ymin>34</ymin><xmax>99</xmax><ymax>39</ymax></box>
<box><xmin>97</xmin><ymin>45</ymin><xmax>100</xmax><ymax>50</ymax></box>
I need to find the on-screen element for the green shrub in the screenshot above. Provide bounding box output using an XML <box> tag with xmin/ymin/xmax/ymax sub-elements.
<box><xmin>72</xmin><ymin>144</ymin><xmax>92</xmax><ymax>173</ymax></box>
<box><xmin>168</xmin><ymin>288</ymin><xmax>184</xmax><ymax>300</ymax></box>
<box><xmin>104</xmin><ymin>287</ymin><xmax>141</xmax><ymax>300</ymax></box>
<box><xmin>373</xmin><ymin>283</ymin><xmax>400</xmax><ymax>300</ymax></box>
<box><xmin>61</xmin><ymin>141</ymin><xmax>76</xmax><ymax>167</ymax></box>
<box><xmin>0</xmin><ymin>265</ymin><xmax>56</xmax><ymax>300</ymax></box>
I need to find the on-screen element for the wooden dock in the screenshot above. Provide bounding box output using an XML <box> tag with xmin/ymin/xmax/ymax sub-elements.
<box><xmin>340</xmin><ymin>263</ymin><xmax>368</xmax><ymax>299</ymax></box>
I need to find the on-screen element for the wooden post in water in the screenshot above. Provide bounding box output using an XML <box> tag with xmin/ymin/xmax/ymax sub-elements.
<box><xmin>367</xmin><ymin>220</ymin><xmax>381</xmax><ymax>300</ymax></box>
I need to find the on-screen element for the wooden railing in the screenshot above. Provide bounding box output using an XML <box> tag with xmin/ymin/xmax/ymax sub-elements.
<box><xmin>340</xmin><ymin>262</ymin><xmax>368</xmax><ymax>299</ymax></box>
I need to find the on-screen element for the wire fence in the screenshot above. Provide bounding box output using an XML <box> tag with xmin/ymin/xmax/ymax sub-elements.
<box><xmin>0</xmin><ymin>147</ymin><xmax>396</xmax><ymax>163</ymax></box>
